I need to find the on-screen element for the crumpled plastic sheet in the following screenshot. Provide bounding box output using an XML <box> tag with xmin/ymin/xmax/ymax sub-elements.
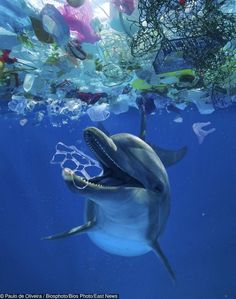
<box><xmin>192</xmin><ymin>122</ymin><xmax>216</xmax><ymax>144</ymax></box>
<box><xmin>0</xmin><ymin>0</ymin><xmax>31</xmax><ymax>32</ymax></box>
<box><xmin>59</xmin><ymin>1</ymin><xmax>101</xmax><ymax>43</ymax></box>
<box><xmin>41</xmin><ymin>4</ymin><xmax>70</xmax><ymax>46</ymax></box>
<box><xmin>51</xmin><ymin>142</ymin><xmax>103</xmax><ymax>183</ymax></box>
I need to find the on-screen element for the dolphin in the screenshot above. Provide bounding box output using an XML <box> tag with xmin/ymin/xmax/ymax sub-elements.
<box><xmin>45</xmin><ymin>127</ymin><xmax>184</xmax><ymax>281</ymax></box>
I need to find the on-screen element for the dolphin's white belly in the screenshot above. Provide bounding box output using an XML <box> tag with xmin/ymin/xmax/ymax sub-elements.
<box><xmin>87</xmin><ymin>201</ymin><xmax>154</xmax><ymax>256</ymax></box>
<box><xmin>88</xmin><ymin>231</ymin><xmax>151</xmax><ymax>256</ymax></box>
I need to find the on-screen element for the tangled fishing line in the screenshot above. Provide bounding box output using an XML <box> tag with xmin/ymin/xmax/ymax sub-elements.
<box><xmin>130</xmin><ymin>0</ymin><xmax>236</xmax><ymax>81</ymax></box>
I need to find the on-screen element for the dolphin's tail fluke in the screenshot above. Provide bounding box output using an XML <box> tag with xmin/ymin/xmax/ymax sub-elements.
<box><xmin>42</xmin><ymin>221</ymin><xmax>94</xmax><ymax>240</ymax></box>
<box><xmin>151</xmin><ymin>241</ymin><xmax>176</xmax><ymax>283</ymax></box>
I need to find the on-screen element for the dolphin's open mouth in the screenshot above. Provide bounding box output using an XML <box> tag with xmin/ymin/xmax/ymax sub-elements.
<box><xmin>72</xmin><ymin>127</ymin><xmax>144</xmax><ymax>190</ymax></box>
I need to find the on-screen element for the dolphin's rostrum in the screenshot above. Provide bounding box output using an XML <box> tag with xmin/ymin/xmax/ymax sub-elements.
<box><xmin>45</xmin><ymin>127</ymin><xmax>186</xmax><ymax>281</ymax></box>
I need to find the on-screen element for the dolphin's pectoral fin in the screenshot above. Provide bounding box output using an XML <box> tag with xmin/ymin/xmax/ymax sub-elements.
<box><xmin>139</xmin><ymin>108</ymin><xmax>147</xmax><ymax>141</ymax></box>
<box><xmin>86</xmin><ymin>200</ymin><xmax>96</xmax><ymax>222</ymax></box>
<box><xmin>151</xmin><ymin>144</ymin><xmax>187</xmax><ymax>168</ymax></box>
<box><xmin>42</xmin><ymin>221</ymin><xmax>95</xmax><ymax>240</ymax></box>
<box><xmin>151</xmin><ymin>241</ymin><xmax>176</xmax><ymax>282</ymax></box>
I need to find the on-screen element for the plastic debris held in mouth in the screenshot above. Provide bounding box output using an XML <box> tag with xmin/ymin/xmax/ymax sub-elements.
<box><xmin>51</xmin><ymin>141</ymin><xmax>103</xmax><ymax>182</ymax></box>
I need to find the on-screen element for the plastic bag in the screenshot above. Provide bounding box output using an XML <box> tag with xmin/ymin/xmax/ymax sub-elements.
<box><xmin>60</xmin><ymin>2</ymin><xmax>100</xmax><ymax>44</ymax></box>
<box><xmin>41</xmin><ymin>4</ymin><xmax>70</xmax><ymax>46</ymax></box>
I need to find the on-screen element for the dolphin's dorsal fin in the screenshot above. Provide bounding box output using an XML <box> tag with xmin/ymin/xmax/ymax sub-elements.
<box><xmin>97</xmin><ymin>113</ymin><xmax>187</xmax><ymax>167</ymax></box>
<box><xmin>42</xmin><ymin>221</ymin><xmax>95</xmax><ymax>240</ymax></box>
<box><xmin>139</xmin><ymin>109</ymin><xmax>187</xmax><ymax>167</ymax></box>
<box><xmin>151</xmin><ymin>144</ymin><xmax>187</xmax><ymax>168</ymax></box>
<box><xmin>139</xmin><ymin>108</ymin><xmax>147</xmax><ymax>141</ymax></box>
<box><xmin>151</xmin><ymin>241</ymin><xmax>176</xmax><ymax>283</ymax></box>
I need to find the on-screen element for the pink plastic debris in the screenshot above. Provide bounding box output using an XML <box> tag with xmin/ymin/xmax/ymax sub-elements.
<box><xmin>112</xmin><ymin>0</ymin><xmax>135</xmax><ymax>15</ymax></box>
<box><xmin>192</xmin><ymin>122</ymin><xmax>216</xmax><ymax>144</ymax></box>
<box><xmin>59</xmin><ymin>1</ymin><xmax>100</xmax><ymax>44</ymax></box>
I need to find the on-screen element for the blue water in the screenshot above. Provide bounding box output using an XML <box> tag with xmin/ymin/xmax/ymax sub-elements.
<box><xmin>0</xmin><ymin>107</ymin><xmax>236</xmax><ymax>299</ymax></box>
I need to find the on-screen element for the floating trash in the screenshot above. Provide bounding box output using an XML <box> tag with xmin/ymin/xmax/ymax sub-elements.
<box><xmin>188</xmin><ymin>89</ymin><xmax>215</xmax><ymax>115</ymax></box>
<box><xmin>192</xmin><ymin>122</ymin><xmax>216</xmax><ymax>144</ymax></box>
<box><xmin>0</xmin><ymin>0</ymin><xmax>234</xmax><ymax>122</ymax></box>
<box><xmin>112</xmin><ymin>0</ymin><xmax>136</xmax><ymax>16</ymax></box>
<box><xmin>60</xmin><ymin>2</ymin><xmax>101</xmax><ymax>44</ymax></box>
<box><xmin>152</xmin><ymin>36</ymin><xmax>223</xmax><ymax>74</ymax></box>
<box><xmin>41</xmin><ymin>4</ymin><xmax>70</xmax><ymax>46</ymax></box>
<box><xmin>67</xmin><ymin>40</ymin><xmax>87</xmax><ymax>60</ymax></box>
<box><xmin>87</xmin><ymin>103</ymin><xmax>110</xmax><ymax>122</ymax></box>
<box><xmin>109</xmin><ymin>94</ymin><xmax>130</xmax><ymax>115</ymax></box>
<box><xmin>8</xmin><ymin>95</ymin><xmax>28</xmax><ymax>115</ymax></box>
<box><xmin>173</xmin><ymin>116</ymin><xmax>183</xmax><ymax>123</ymax></box>
<box><xmin>131</xmin><ymin>0</ymin><xmax>236</xmax><ymax>81</ymax></box>
<box><xmin>19</xmin><ymin>118</ymin><xmax>28</xmax><ymax>126</ymax></box>
<box><xmin>66</xmin><ymin>0</ymin><xmax>85</xmax><ymax>8</ymax></box>
<box><xmin>136</xmin><ymin>94</ymin><xmax>156</xmax><ymax>115</ymax></box>
<box><xmin>211</xmin><ymin>86</ymin><xmax>234</xmax><ymax>109</ymax></box>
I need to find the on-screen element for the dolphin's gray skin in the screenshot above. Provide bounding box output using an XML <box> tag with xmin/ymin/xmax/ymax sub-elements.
<box><xmin>45</xmin><ymin>127</ymin><xmax>178</xmax><ymax>281</ymax></box>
